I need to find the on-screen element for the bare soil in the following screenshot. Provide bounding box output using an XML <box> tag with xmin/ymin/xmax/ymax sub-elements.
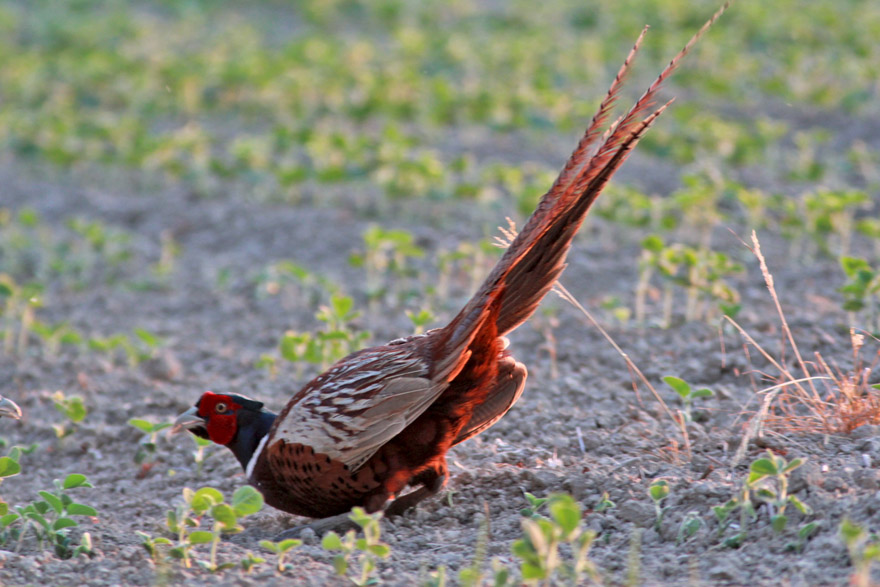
<box><xmin>0</xmin><ymin>143</ymin><xmax>878</xmax><ymax>587</ymax></box>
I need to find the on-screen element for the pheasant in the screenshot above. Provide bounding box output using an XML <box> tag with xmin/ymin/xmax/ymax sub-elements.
<box><xmin>0</xmin><ymin>396</ymin><xmax>22</xmax><ymax>419</ymax></box>
<box><xmin>174</xmin><ymin>4</ymin><xmax>728</xmax><ymax>531</ymax></box>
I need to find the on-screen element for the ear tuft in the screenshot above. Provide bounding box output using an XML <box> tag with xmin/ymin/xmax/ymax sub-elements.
<box><xmin>230</xmin><ymin>394</ymin><xmax>264</xmax><ymax>411</ymax></box>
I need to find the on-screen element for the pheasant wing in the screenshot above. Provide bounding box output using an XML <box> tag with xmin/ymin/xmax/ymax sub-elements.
<box><xmin>270</xmin><ymin>344</ymin><xmax>450</xmax><ymax>471</ymax></box>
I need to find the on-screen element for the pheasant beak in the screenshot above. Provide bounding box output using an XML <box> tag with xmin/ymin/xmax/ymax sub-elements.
<box><xmin>0</xmin><ymin>397</ymin><xmax>22</xmax><ymax>420</ymax></box>
<box><xmin>171</xmin><ymin>405</ymin><xmax>208</xmax><ymax>438</ymax></box>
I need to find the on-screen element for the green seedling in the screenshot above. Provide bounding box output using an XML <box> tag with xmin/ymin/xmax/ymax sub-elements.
<box><xmin>165</xmin><ymin>485</ymin><xmax>264</xmax><ymax>571</ymax></box>
<box><xmin>240</xmin><ymin>551</ymin><xmax>266</xmax><ymax>573</ymax></box>
<box><xmin>65</xmin><ymin>217</ymin><xmax>133</xmax><ymax>270</ymax></box>
<box><xmin>839</xmin><ymin>257</ymin><xmax>880</xmax><ymax>334</ymax></box>
<box><xmin>255</xmin><ymin>354</ymin><xmax>279</xmax><ymax>379</ymax></box>
<box><xmin>746</xmin><ymin>451</ymin><xmax>810</xmax><ymax>533</ymax></box>
<box><xmin>322</xmin><ymin>507</ymin><xmax>391</xmax><ymax>586</ymax></box>
<box><xmin>676</xmin><ymin>511</ymin><xmax>702</xmax><ymax>546</ymax></box>
<box><xmin>599</xmin><ymin>296</ymin><xmax>632</xmax><ymax>325</ymax></box>
<box><xmin>671</xmin><ymin>173</ymin><xmax>726</xmax><ymax>245</ymax></box>
<box><xmin>637</xmin><ymin>236</ymin><xmax>742</xmax><ymax>326</ymax></box>
<box><xmin>128</xmin><ymin>419</ymin><xmax>173</xmax><ymax>466</ymax></box>
<box><xmin>423</xmin><ymin>565</ymin><xmax>448</xmax><ymax>587</ymax></box>
<box><xmin>0</xmin><ymin>450</ymin><xmax>23</xmax><ymax>518</ymax></box>
<box><xmin>259</xmin><ymin>538</ymin><xmax>303</xmax><ymax>572</ymax></box>
<box><xmin>788</xmin><ymin>129</ymin><xmax>829</xmax><ymax>183</ymax></box>
<box><xmin>30</xmin><ymin>321</ymin><xmax>82</xmax><ymax>358</ymax></box>
<box><xmin>137</xmin><ymin>530</ymin><xmax>173</xmax><ymax>563</ymax></box>
<box><xmin>662</xmin><ymin>376</ymin><xmax>714</xmax><ymax>422</ymax></box>
<box><xmin>315</xmin><ymin>293</ymin><xmax>370</xmax><ymax>361</ymax></box>
<box><xmin>0</xmin><ymin>274</ymin><xmax>44</xmax><ymax>355</ymax></box>
<box><xmin>855</xmin><ymin>218</ymin><xmax>880</xmax><ymax>258</ymax></box>
<box><xmin>0</xmin><ymin>473</ymin><xmax>96</xmax><ymax>559</ymax></box>
<box><xmin>435</xmin><ymin>239</ymin><xmax>500</xmax><ymax>305</ymax></box>
<box><xmin>350</xmin><ymin>225</ymin><xmax>425</xmax><ymax>306</ymax></box>
<box><xmin>803</xmin><ymin>189</ymin><xmax>868</xmax><ymax>257</ymax></box>
<box><xmin>406</xmin><ymin>309</ymin><xmax>435</xmax><ymax>334</ymax></box>
<box><xmin>458</xmin><ymin>512</ymin><xmax>490</xmax><ymax>587</ymax></box>
<box><xmin>254</xmin><ymin>260</ymin><xmax>337</xmax><ymax>305</ymax></box>
<box><xmin>191</xmin><ymin>435</ymin><xmax>214</xmax><ymax>476</ymax></box>
<box><xmin>647</xmin><ymin>480</ymin><xmax>670</xmax><ymax>531</ymax></box>
<box><xmin>712</xmin><ymin>481</ymin><xmax>756</xmax><ymax>549</ymax></box>
<box><xmin>277</xmin><ymin>293</ymin><xmax>370</xmax><ymax>371</ymax></box>
<box><xmin>88</xmin><ymin>328</ymin><xmax>164</xmax><ymax>367</ymax></box>
<box><xmin>520</xmin><ymin>492</ymin><xmax>550</xmax><ymax>518</ymax></box>
<box><xmin>840</xmin><ymin>518</ymin><xmax>880</xmax><ymax>587</ymax></box>
<box><xmin>789</xmin><ymin>521</ymin><xmax>818</xmax><ymax>553</ymax></box>
<box><xmin>51</xmin><ymin>391</ymin><xmax>87</xmax><ymax>440</ymax></box>
<box><xmin>594</xmin><ymin>492</ymin><xmax>616</xmax><ymax>513</ymax></box>
<box><xmin>153</xmin><ymin>229</ymin><xmax>180</xmax><ymax>279</ymax></box>
<box><xmin>594</xmin><ymin>184</ymin><xmax>674</xmax><ymax>231</ymax></box>
<box><xmin>511</xmin><ymin>493</ymin><xmax>598</xmax><ymax>586</ymax></box>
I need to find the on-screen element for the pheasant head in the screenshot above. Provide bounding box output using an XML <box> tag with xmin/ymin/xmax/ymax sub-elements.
<box><xmin>174</xmin><ymin>391</ymin><xmax>276</xmax><ymax>472</ymax></box>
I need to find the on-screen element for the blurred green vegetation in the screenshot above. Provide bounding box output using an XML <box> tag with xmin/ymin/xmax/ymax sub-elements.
<box><xmin>3</xmin><ymin>0</ymin><xmax>880</xmax><ymax>331</ymax></box>
<box><xmin>2</xmin><ymin>0</ymin><xmax>878</xmax><ymax>203</ymax></box>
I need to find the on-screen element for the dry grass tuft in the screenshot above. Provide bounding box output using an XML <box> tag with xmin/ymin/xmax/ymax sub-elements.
<box><xmin>729</xmin><ymin>232</ymin><xmax>880</xmax><ymax>463</ymax></box>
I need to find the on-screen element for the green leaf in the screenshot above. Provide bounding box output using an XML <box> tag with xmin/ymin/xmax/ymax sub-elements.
<box><xmin>62</xmin><ymin>474</ymin><xmax>91</xmax><ymax>489</ymax></box>
<box><xmin>368</xmin><ymin>544</ymin><xmax>391</xmax><ymax>558</ymax></box>
<box><xmin>771</xmin><ymin>514</ymin><xmax>787</xmax><ymax>533</ymax></box>
<box><xmin>521</xmin><ymin>562</ymin><xmax>547</xmax><ymax>580</ymax></box>
<box><xmin>65</xmin><ymin>398</ymin><xmax>87</xmax><ymax>423</ymax></box>
<box><xmin>188</xmin><ymin>530</ymin><xmax>215</xmax><ymax>545</ymax></box>
<box><xmin>259</xmin><ymin>540</ymin><xmax>280</xmax><ymax>553</ymax></box>
<box><xmin>39</xmin><ymin>492</ymin><xmax>64</xmax><ymax>514</ymax></box>
<box><xmin>755</xmin><ymin>488</ymin><xmax>776</xmax><ymax>500</ymax></box>
<box><xmin>34</xmin><ymin>501</ymin><xmax>50</xmax><ymax>515</ymax></box>
<box><xmin>331</xmin><ymin>554</ymin><xmax>347</xmax><ymax>575</ymax></box>
<box><xmin>232</xmin><ymin>485</ymin><xmax>264</xmax><ymax>516</ymax></box>
<box><xmin>663</xmin><ymin>376</ymin><xmax>691</xmax><ymax>398</ymax></box>
<box><xmin>134</xmin><ymin>328</ymin><xmax>162</xmax><ymax>348</ymax></box>
<box><xmin>166</xmin><ymin>510</ymin><xmax>180</xmax><ymax>533</ymax></box>
<box><xmin>0</xmin><ymin>457</ymin><xmax>22</xmax><ymax>478</ymax></box>
<box><xmin>691</xmin><ymin>388</ymin><xmax>714</xmax><ymax>399</ymax></box>
<box><xmin>749</xmin><ymin>457</ymin><xmax>778</xmax><ymax>477</ymax></box>
<box><xmin>277</xmin><ymin>538</ymin><xmax>302</xmax><ymax>552</ymax></box>
<box><xmin>782</xmin><ymin>458</ymin><xmax>805</xmax><ymax>474</ymax></box>
<box><xmin>322</xmin><ymin>532</ymin><xmax>343</xmax><ymax>550</ymax></box>
<box><xmin>841</xmin><ymin>256</ymin><xmax>870</xmax><ymax>276</ymax></box>
<box><xmin>723</xmin><ymin>533</ymin><xmax>745</xmax><ymax>548</ymax></box>
<box><xmin>53</xmin><ymin>517</ymin><xmax>78</xmax><ymax>531</ymax></box>
<box><xmin>0</xmin><ymin>513</ymin><xmax>20</xmax><ymax>528</ymax></box>
<box><xmin>27</xmin><ymin>512</ymin><xmax>50</xmax><ymax>531</ymax></box>
<box><xmin>67</xmin><ymin>503</ymin><xmax>97</xmax><ymax>517</ymax></box>
<box><xmin>548</xmin><ymin>494</ymin><xmax>581</xmax><ymax>536</ymax></box>
<box><xmin>799</xmin><ymin>522</ymin><xmax>818</xmax><ymax>540</ymax></box>
<box><xmin>128</xmin><ymin>419</ymin><xmax>155</xmax><ymax>433</ymax></box>
<box><xmin>788</xmin><ymin>495</ymin><xmax>812</xmax><ymax>515</ymax></box>
<box><xmin>212</xmin><ymin>503</ymin><xmax>238</xmax><ymax>530</ymax></box>
<box><xmin>648</xmin><ymin>480</ymin><xmax>670</xmax><ymax>502</ymax></box>
<box><xmin>642</xmin><ymin>235</ymin><xmax>664</xmax><ymax>253</ymax></box>
<box><xmin>191</xmin><ymin>487</ymin><xmax>224</xmax><ymax>512</ymax></box>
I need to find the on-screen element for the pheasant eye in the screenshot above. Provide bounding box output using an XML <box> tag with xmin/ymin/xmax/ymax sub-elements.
<box><xmin>215</xmin><ymin>402</ymin><xmax>228</xmax><ymax>414</ymax></box>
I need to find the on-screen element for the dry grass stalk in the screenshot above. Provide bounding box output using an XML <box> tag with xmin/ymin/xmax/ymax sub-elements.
<box><xmin>554</xmin><ymin>282</ymin><xmax>691</xmax><ymax>462</ymax></box>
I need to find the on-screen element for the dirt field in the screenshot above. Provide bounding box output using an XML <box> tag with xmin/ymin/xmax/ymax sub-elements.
<box><xmin>2</xmin><ymin>1</ymin><xmax>880</xmax><ymax>586</ymax></box>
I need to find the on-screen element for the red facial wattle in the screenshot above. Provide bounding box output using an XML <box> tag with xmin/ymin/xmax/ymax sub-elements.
<box><xmin>197</xmin><ymin>392</ymin><xmax>242</xmax><ymax>446</ymax></box>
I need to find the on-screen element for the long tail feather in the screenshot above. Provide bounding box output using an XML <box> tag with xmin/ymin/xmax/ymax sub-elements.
<box><xmin>441</xmin><ymin>4</ymin><xmax>728</xmax><ymax>352</ymax></box>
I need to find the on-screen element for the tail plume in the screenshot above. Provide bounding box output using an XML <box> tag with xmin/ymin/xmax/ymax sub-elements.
<box><xmin>443</xmin><ymin>3</ymin><xmax>730</xmax><ymax>349</ymax></box>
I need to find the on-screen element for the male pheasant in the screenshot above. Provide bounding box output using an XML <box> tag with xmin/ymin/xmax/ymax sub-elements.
<box><xmin>175</xmin><ymin>5</ymin><xmax>728</xmax><ymax>530</ymax></box>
